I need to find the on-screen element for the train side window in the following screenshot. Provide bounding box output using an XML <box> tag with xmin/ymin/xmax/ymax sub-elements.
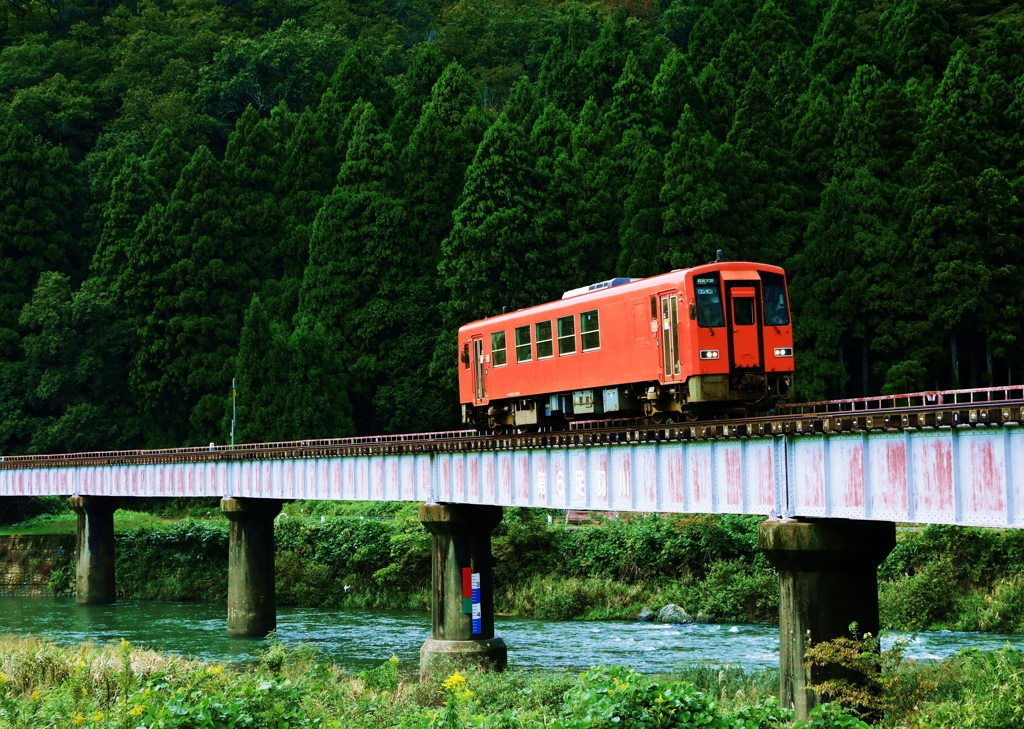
<box><xmin>515</xmin><ymin>325</ymin><xmax>532</xmax><ymax>363</ymax></box>
<box><xmin>694</xmin><ymin>275</ymin><xmax>725</xmax><ymax>328</ymax></box>
<box><xmin>760</xmin><ymin>271</ymin><xmax>790</xmax><ymax>326</ymax></box>
<box><xmin>462</xmin><ymin>343</ymin><xmax>470</xmax><ymax>369</ymax></box>
<box><xmin>581</xmin><ymin>310</ymin><xmax>600</xmax><ymax>351</ymax></box>
<box><xmin>491</xmin><ymin>331</ymin><xmax>507</xmax><ymax>366</ymax></box>
<box><xmin>536</xmin><ymin>321</ymin><xmax>553</xmax><ymax>359</ymax></box>
<box><xmin>557</xmin><ymin>316</ymin><xmax>576</xmax><ymax>355</ymax></box>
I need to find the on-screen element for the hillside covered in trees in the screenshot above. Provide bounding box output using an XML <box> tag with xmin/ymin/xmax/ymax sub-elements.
<box><xmin>1</xmin><ymin>0</ymin><xmax>1023</xmax><ymax>451</ymax></box>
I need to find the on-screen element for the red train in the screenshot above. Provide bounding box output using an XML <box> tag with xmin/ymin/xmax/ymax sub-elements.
<box><xmin>458</xmin><ymin>261</ymin><xmax>795</xmax><ymax>431</ymax></box>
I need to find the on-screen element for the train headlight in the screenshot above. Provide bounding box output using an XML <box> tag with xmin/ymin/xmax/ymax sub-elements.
<box><xmin>699</xmin><ymin>350</ymin><xmax>720</xmax><ymax>360</ymax></box>
<box><xmin>774</xmin><ymin>347</ymin><xmax>793</xmax><ymax>357</ymax></box>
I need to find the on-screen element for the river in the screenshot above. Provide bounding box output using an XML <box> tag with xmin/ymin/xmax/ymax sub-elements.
<box><xmin>3</xmin><ymin>597</ymin><xmax>1023</xmax><ymax>673</ymax></box>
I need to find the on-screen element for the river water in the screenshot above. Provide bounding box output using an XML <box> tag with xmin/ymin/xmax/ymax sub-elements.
<box><xmin>3</xmin><ymin>597</ymin><xmax>1024</xmax><ymax>673</ymax></box>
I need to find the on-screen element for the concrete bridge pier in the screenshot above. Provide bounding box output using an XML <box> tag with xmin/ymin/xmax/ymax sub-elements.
<box><xmin>221</xmin><ymin>498</ymin><xmax>282</xmax><ymax>637</ymax></box>
<box><xmin>759</xmin><ymin>518</ymin><xmax>896</xmax><ymax>720</ymax></box>
<box><xmin>68</xmin><ymin>496</ymin><xmax>119</xmax><ymax>605</ymax></box>
<box><xmin>420</xmin><ymin>503</ymin><xmax>507</xmax><ymax>679</ymax></box>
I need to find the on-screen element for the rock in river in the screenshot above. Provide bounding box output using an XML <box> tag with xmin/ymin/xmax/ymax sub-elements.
<box><xmin>638</xmin><ymin>608</ymin><xmax>654</xmax><ymax>622</ymax></box>
<box><xmin>656</xmin><ymin>604</ymin><xmax>691</xmax><ymax>624</ymax></box>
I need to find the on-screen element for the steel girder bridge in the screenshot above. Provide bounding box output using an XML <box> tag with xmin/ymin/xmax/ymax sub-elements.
<box><xmin>2</xmin><ymin>385</ymin><xmax>1023</xmax><ymax>719</ymax></box>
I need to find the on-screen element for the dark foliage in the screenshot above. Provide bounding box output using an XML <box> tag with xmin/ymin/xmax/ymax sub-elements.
<box><xmin>1</xmin><ymin>0</ymin><xmax>1023</xmax><ymax>449</ymax></box>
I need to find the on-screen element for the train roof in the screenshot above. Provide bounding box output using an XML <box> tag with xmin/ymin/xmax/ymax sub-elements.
<box><xmin>459</xmin><ymin>261</ymin><xmax>786</xmax><ymax>333</ymax></box>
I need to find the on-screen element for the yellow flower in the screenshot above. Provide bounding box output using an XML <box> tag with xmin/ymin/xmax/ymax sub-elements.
<box><xmin>72</xmin><ymin>712</ymin><xmax>86</xmax><ymax>726</ymax></box>
<box><xmin>121</xmin><ymin>638</ymin><xmax>128</xmax><ymax>648</ymax></box>
<box><xmin>0</xmin><ymin>672</ymin><xmax>8</xmax><ymax>686</ymax></box>
<box><xmin>441</xmin><ymin>671</ymin><xmax>466</xmax><ymax>692</ymax></box>
<box><xmin>31</xmin><ymin>689</ymin><xmax>40</xmax><ymax>701</ymax></box>
<box><xmin>81</xmin><ymin>686</ymin><xmax>88</xmax><ymax>696</ymax></box>
<box><xmin>129</xmin><ymin>705</ymin><xmax>145</xmax><ymax>717</ymax></box>
<box><xmin>207</xmin><ymin>664</ymin><xmax>223</xmax><ymax>675</ymax></box>
<box><xmin>91</xmin><ymin>712</ymin><xmax>104</xmax><ymax>722</ymax></box>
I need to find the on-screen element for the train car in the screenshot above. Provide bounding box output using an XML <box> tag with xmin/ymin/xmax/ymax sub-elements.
<box><xmin>457</xmin><ymin>261</ymin><xmax>794</xmax><ymax>431</ymax></box>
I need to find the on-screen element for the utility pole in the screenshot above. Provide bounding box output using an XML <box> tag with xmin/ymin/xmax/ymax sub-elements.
<box><xmin>231</xmin><ymin>378</ymin><xmax>237</xmax><ymax>448</ymax></box>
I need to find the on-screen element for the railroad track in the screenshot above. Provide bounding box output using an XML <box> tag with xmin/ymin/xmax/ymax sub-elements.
<box><xmin>2</xmin><ymin>386</ymin><xmax>1023</xmax><ymax>469</ymax></box>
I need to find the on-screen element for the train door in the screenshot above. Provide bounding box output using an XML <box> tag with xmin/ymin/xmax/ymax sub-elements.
<box><xmin>725</xmin><ymin>283</ymin><xmax>763</xmax><ymax>370</ymax></box>
<box><xmin>472</xmin><ymin>336</ymin><xmax>486</xmax><ymax>402</ymax></box>
<box><xmin>659</xmin><ymin>293</ymin><xmax>681</xmax><ymax>381</ymax></box>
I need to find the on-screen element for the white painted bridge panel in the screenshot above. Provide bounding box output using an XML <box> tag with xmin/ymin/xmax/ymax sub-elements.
<box><xmin>2</xmin><ymin>426</ymin><xmax>1023</xmax><ymax>528</ymax></box>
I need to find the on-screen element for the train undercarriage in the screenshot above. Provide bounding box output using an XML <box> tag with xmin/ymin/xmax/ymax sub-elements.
<box><xmin>465</xmin><ymin>373</ymin><xmax>794</xmax><ymax>432</ymax></box>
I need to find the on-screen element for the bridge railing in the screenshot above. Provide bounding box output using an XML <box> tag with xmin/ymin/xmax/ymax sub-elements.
<box><xmin>776</xmin><ymin>385</ymin><xmax>1024</xmax><ymax>415</ymax></box>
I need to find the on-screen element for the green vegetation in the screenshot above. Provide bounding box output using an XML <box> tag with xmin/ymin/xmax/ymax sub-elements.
<box><xmin>8</xmin><ymin>501</ymin><xmax>1024</xmax><ymax>633</ymax></box>
<box><xmin>1</xmin><ymin>0</ymin><xmax>1023</xmax><ymax>454</ymax></box>
<box><xmin>1</xmin><ymin>634</ymin><xmax>1023</xmax><ymax>727</ymax></box>
<box><xmin>0</xmin><ymin>511</ymin><xmax>176</xmax><ymax>536</ymax></box>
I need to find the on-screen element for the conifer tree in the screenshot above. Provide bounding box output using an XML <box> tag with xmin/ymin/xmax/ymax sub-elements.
<box><xmin>746</xmin><ymin>0</ymin><xmax>801</xmax><ymax>74</ymax></box>
<box><xmin>389</xmin><ymin>43</ymin><xmax>447</xmax><ymax>151</ymax></box>
<box><xmin>328</xmin><ymin>45</ymin><xmax>395</xmax><ymax>121</ymax></box>
<box><xmin>606</xmin><ymin>52</ymin><xmax>654</xmax><ymax>140</ymax></box>
<box><xmin>619</xmin><ymin>147</ymin><xmax>670</xmax><ymax>277</ymax></box>
<box><xmin>697</xmin><ymin>59</ymin><xmax>736</xmax><ymax>141</ymax></box>
<box><xmin>687</xmin><ymin>5</ymin><xmax>729</xmax><ymax>73</ymax></box>
<box><xmin>530</xmin><ymin>103</ymin><xmax>574</xmax><ymax>186</ymax></box>
<box><xmin>234</xmin><ymin>296</ymin><xmax>291</xmax><ymax>443</ymax></box>
<box><xmin>15</xmin><ymin>273</ymin><xmax>139</xmax><ymax>453</ymax></box>
<box><xmin>578</xmin><ymin>9</ymin><xmax>632</xmax><ymax>106</ymax></box>
<box><xmin>877</xmin><ymin>0</ymin><xmax>953</xmax><ymax>81</ymax></box>
<box><xmin>530</xmin><ymin>104</ymin><xmax>575</xmax><ymax>287</ymax></box>
<box><xmin>557</xmin><ymin>99</ymin><xmax>621</xmax><ymax>285</ymax></box>
<box><xmin>127</xmin><ymin>145</ymin><xmax>255</xmax><ymax>444</ymax></box>
<box><xmin>92</xmin><ymin>155</ymin><xmax>163</xmax><ymax>293</ymax></box>
<box><xmin>276</xmin><ymin>89</ymin><xmax>361</xmax><ymax>294</ymax></box>
<box><xmin>661</xmin><ymin>105</ymin><xmax>726</xmax><ymax>268</ymax></box>
<box><xmin>908</xmin><ymin>50</ymin><xmax>991</xmax><ymax>387</ymax></box>
<box><xmin>807</xmin><ymin>0</ymin><xmax>877</xmax><ymax>86</ymax></box>
<box><xmin>403</xmin><ymin>61</ymin><xmax>488</xmax><ymax>266</ymax></box>
<box><xmin>791</xmin><ymin>77</ymin><xmax>840</xmax><ymax>188</ymax></box>
<box><xmin>0</xmin><ymin>123</ymin><xmax>83</xmax><ymax>362</ymax></box>
<box><xmin>223</xmin><ymin>103</ymin><xmax>296</xmax><ymax>293</ymax></box>
<box><xmin>436</xmin><ymin>114</ymin><xmax>542</xmax><ymax>393</ymax></box>
<box><xmin>286</xmin><ymin>322</ymin><xmax>354</xmax><ymax>439</ymax></box>
<box><xmin>145</xmin><ymin>129</ymin><xmax>190</xmax><ymax>199</ymax></box>
<box><xmin>725</xmin><ymin>69</ymin><xmax>800</xmax><ymax>263</ymax></box>
<box><xmin>651</xmin><ymin>50</ymin><xmax>705</xmax><ymax>150</ymax></box>
<box><xmin>299</xmin><ymin>103</ymin><xmax>406</xmax><ymax>432</ymax></box>
<box><xmin>504</xmin><ymin>76</ymin><xmax>542</xmax><ymax>131</ymax></box>
<box><xmin>538</xmin><ymin>20</ymin><xmax>589</xmax><ymax>113</ymax></box>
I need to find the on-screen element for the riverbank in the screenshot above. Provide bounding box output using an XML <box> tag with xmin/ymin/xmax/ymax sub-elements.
<box><xmin>4</xmin><ymin>499</ymin><xmax>1024</xmax><ymax>632</ymax></box>
<box><xmin>0</xmin><ymin>634</ymin><xmax>1022</xmax><ymax>728</ymax></box>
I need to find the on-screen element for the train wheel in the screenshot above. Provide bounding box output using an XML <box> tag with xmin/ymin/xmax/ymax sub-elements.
<box><xmin>651</xmin><ymin>411</ymin><xmax>667</xmax><ymax>425</ymax></box>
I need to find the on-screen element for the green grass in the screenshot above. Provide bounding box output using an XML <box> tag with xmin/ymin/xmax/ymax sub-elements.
<box><xmin>0</xmin><ymin>510</ymin><xmax>193</xmax><ymax>536</ymax></box>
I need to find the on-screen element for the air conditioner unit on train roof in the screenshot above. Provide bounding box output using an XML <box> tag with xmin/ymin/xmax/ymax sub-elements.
<box><xmin>561</xmin><ymin>277</ymin><xmax>641</xmax><ymax>299</ymax></box>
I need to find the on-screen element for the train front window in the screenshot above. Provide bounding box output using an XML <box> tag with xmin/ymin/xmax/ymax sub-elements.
<box><xmin>558</xmin><ymin>316</ymin><xmax>576</xmax><ymax>355</ymax></box>
<box><xmin>491</xmin><ymin>331</ymin><xmax>507</xmax><ymax>366</ymax></box>
<box><xmin>694</xmin><ymin>275</ymin><xmax>725</xmax><ymax>328</ymax></box>
<box><xmin>536</xmin><ymin>321</ymin><xmax>553</xmax><ymax>359</ymax></box>
<box><xmin>515</xmin><ymin>325</ymin><xmax>531</xmax><ymax>362</ymax></box>
<box><xmin>734</xmin><ymin>297</ymin><xmax>755</xmax><ymax>325</ymax></box>
<box><xmin>760</xmin><ymin>271</ymin><xmax>790</xmax><ymax>326</ymax></box>
<box><xmin>581</xmin><ymin>310</ymin><xmax>600</xmax><ymax>351</ymax></box>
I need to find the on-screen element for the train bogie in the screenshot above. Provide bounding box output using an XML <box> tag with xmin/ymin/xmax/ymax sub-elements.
<box><xmin>457</xmin><ymin>262</ymin><xmax>795</xmax><ymax>431</ymax></box>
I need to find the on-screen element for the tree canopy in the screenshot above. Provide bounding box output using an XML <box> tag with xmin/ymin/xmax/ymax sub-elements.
<box><xmin>1</xmin><ymin>0</ymin><xmax>1023</xmax><ymax>451</ymax></box>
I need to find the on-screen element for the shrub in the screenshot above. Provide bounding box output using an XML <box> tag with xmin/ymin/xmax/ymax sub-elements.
<box><xmin>554</xmin><ymin>665</ymin><xmax>728</xmax><ymax>729</ymax></box>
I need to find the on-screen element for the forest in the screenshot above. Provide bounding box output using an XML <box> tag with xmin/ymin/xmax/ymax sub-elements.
<box><xmin>1</xmin><ymin>0</ymin><xmax>1023</xmax><ymax>451</ymax></box>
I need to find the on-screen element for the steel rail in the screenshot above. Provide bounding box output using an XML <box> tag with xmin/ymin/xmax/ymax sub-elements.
<box><xmin>2</xmin><ymin>394</ymin><xmax>1023</xmax><ymax>471</ymax></box>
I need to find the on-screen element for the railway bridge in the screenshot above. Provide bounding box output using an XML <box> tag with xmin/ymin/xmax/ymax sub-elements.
<box><xmin>3</xmin><ymin>385</ymin><xmax>1023</xmax><ymax>718</ymax></box>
